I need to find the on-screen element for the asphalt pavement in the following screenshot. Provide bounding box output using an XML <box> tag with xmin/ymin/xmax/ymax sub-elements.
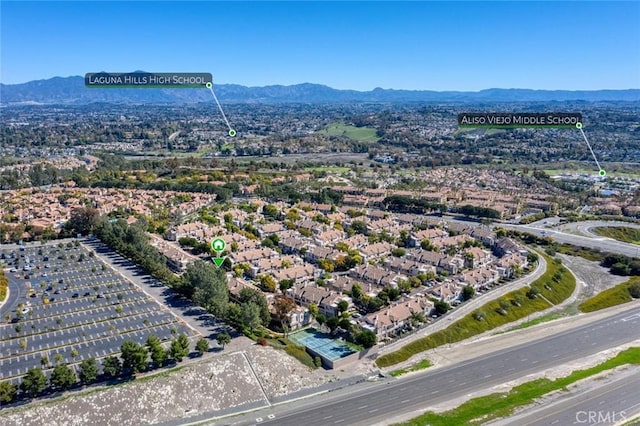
<box><xmin>223</xmin><ymin>306</ymin><xmax>640</xmax><ymax>426</ymax></box>
<box><xmin>489</xmin><ymin>368</ymin><xmax>640</xmax><ymax>426</ymax></box>
<box><xmin>500</xmin><ymin>224</ymin><xmax>640</xmax><ymax>259</ymax></box>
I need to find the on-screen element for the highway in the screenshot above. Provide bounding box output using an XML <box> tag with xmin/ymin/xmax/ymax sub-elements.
<box><xmin>500</xmin><ymin>224</ymin><xmax>640</xmax><ymax>259</ymax></box>
<box><xmin>490</xmin><ymin>368</ymin><xmax>640</xmax><ymax>426</ymax></box>
<box><xmin>222</xmin><ymin>306</ymin><xmax>640</xmax><ymax>426</ymax></box>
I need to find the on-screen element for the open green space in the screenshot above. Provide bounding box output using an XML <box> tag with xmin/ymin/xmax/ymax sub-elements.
<box><xmin>543</xmin><ymin>169</ymin><xmax>640</xmax><ymax>178</ymax></box>
<box><xmin>389</xmin><ymin>359</ymin><xmax>432</xmax><ymax>377</ymax></box>
<box><xmin>318</xmin><ymin>122</ymin><xmax>379</xmax><ymax>142</ymax></box>
<box><xmin>376</xmin><ymin>253</ymin><xmax>575</xmax><ymax>368</ymax></box>
<box><xmin>593</xmin><ymin>226</ymin><xmax>640</xmax><ymax>245</ymax></box>
<box><xmin>579</xmin><ymin>276</ymin><xmax>640</xmax><ymax>313</ymax></box>
<box><xmin>395</xmin><ymin>347</ymin><xmax>640</xmax><ymax>426</ymax></box>
<box><xmin>304</xmin><ymin>166</ymin><xmax>351</xmax><ymax>173</ymax></box>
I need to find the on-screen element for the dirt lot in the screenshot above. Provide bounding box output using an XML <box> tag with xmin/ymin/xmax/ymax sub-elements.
<box><xmin>558</xmin><ymin>254</ymin><xmax>629</xmax><ymax>304</ymax></box>
<box><xmin>0</xmin><ymin>345</ymin><xmax>373</xmax><ymax>426</ymax></box>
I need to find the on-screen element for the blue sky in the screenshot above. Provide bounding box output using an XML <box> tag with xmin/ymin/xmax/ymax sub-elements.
<box><xmin>1</xmin><ymin>1</ymin><xmax>639</xmax><ymax>90</ymax></box>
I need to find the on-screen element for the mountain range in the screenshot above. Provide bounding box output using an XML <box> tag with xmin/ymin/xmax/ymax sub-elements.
<box><xmin>1</xmin><ymin>76</ymin><xmax>639</xmax><ymax>104</ymax></box>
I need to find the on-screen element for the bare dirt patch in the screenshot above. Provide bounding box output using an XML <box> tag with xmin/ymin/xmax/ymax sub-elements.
<box><xmin>558</xmin><ymin>254</ymin><xmax>629</xmax><ymax>303</ymax></box>
<box><xmin>1</xmin><ymin>344</ymin><xmax>375</xmax><ymax>426</ymax></box>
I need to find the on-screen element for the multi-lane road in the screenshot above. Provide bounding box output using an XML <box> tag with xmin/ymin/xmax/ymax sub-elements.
<box><xmin>220</xmin><ymin>306</ymin><xmax>640</xmax><ymax>426</ymax></box>
<box><xmin>490</xmin><ymin>368</ymin><xmax>640</xmax><ymax>426</ymax></box>
<box><xmin>499</xmin><ymin>222</ymin><xmax>640</xmax><ymax>259</ymax></box>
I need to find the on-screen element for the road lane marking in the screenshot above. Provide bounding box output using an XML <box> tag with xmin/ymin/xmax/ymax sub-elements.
<box><xmin>358</xmin><ymin>405</ymin><xmax>368</xmax><ymax>410</ymax></box>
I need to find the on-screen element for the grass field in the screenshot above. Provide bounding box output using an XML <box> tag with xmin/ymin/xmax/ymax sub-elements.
<box><xmin>389</xmin><ymin>359</ymin><xmax>432</xmax><ymax>377</ymax></box>
<box><xmin>376</xmin><ymin>254</ymin><xmax>575</xmax><ymax>368</ymax></box>
<box><xmin>579</xmin><ymin>276</ymin><xmax>640</xmax><ymax>313</ymax></box>
<box><xmin>318</xmin><ymin>122</ymin><xmax>379</xmax><ymax>142</ymax></box>
<box><xmin>304</xmin><ymin>166</ymin><xmax>351</xmax><ymax>173</ymax></box>
<box><xmin>396</xmin><ymin>347</ymin><xmax>640</xmax><ymax>426</ymax></box>
<box><xmin>593</xmin><ymin>226</ymin><xmax>640</xmax><ymax>245</ymax></box>
<box><xmin>543</xmin><ymin>169</ymin><xmax>640</xmax><ymax>178</ymax></box>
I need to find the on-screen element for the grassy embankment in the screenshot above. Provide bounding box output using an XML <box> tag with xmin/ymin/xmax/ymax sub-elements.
<box><xmin>579</xmin><ymin>276</ymin><xmax>640</xmax><ymax>313</ymax></box>
<box><xmin>592</xmin><ymin>226</ymin><xmax>640</xmax><ymax>245</ymax></box>
<box><xmin>376</xmin><ymin>253</ymin><xmax>575</xmax><ymax>368</ymax></box>
<box><xmin>389</xmin><ymin>359</ymin><xmax>432</xmax><ymax>377</ymax></box>
<box><xmin>396</xmin><ymin>347</ymin><xmax>640</xmax><ymax>426</ymax></box>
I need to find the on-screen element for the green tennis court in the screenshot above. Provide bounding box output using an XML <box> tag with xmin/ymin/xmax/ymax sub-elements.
<box><xmin>289</xmin><ymin>328</ymin><xmax>356</xmax><ymax>361</ymax></box>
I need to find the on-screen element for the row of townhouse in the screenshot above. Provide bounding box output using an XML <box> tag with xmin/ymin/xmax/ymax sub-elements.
<box><xmin>358</xmin><ymin>295</ymin><xmax>435</xmax><ymax>340</ymax></box>
<box><xmin>287</xmin><ymin>282</ymin><xmax>350</xmax><ymax>318</ymax></box>
<box><xmin>349</xmin><ymin>264</ymin><xmax>404</xmax><ymax>291</ymax></box>
<box><xmin>405</xmin><ymin>249</ymin><xmax>462</xmax><ymax>275</ymax></box>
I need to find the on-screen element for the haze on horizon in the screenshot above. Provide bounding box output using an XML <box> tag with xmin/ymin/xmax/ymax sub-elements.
<box><xmin>1</xmin><ymin>1</ymin><xmax>639</xmax><ymax>91</ymax></box>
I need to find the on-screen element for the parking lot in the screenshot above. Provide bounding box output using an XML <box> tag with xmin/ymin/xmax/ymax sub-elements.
<box><xmin>0</xmin><ymin>241</ymin><xmax>194</xmax><ymax>384</ymax></box>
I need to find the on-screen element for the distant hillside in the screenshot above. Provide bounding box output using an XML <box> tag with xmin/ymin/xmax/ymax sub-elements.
<box><xmin>1</xmin><ymin>76</ymin><xmax>639</xmax><ymax>104</ymax></box>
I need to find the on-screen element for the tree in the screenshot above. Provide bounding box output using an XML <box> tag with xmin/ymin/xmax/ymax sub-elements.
<box><xmin>434</xmin><ymin>300</ymin><xmax>450</xmax><ymax>315</ymax></box>
<box><xmin>195</xmin><ymin>338</ymin><xmax>209</xmax><ymax>355</ymax></box>
<box><xmin>461</xmin><ymin>285</ymin><xmax>475</xmax><ymax>301</ymax></box>
<box><xmin>120</xmin><ymin>341</ymin><xmax>148</xmax><ymax>374</ymax></box>
<box><xmin>409</xmin><ymin>311</ymin><xmax>426</xmax><ymax>326</ymax></box>
<box><xmin>279</xmin><ymin>278</ymin><xmax>294</xmax><ymax>291</ymax></box>
<box><xmin>64</xmin><ymin>206</ymin><xmax>100</xmax><ymax>236</ymax></box>
<box><xmin>259</xmin><ymin>274</ymin><xmax>277</xmax><ymax>293</ymax></box>
<box><xmin>216</xmin><ymin>332</ymin><xmax>231</xmax><ymax>349</ymax></box>
<box><xmin>0</xmin><ymin>381</ymin><xmax>17</xmax><ymax>403</ymax></box>
<box><xmin>50</xmin><ymin>363</ymin><xmax>77</xmax><ymax>391</ymax></box>
<box><xmin>263</xmin><ymin>204</ymin><xmax>280</xmax><ymax>220</ymax></box>
<box><xmin>351</xmin><ymin>220</ymin><xmax>367</xmax><ymax>235</ymax></box>
<box><xmin>308</xmin><ymin>303</ymin><xmax>319</xmax><ymax>318</ymax></box>
<box><xmin>102</xmin><ymin>356</ymin><xmax>122</xmax><ymax>378</ymax></box>
<box><xmin>183</xmin><ymin>261</ymin><xmax>229</xmax><ymax>317</ymax></box>
<box><xmin>146</xmin><ymin>334</ymin><xmax>167</xmax><ymax>368</ymax></box>
<box><xmin>356</xmin><ymin>330</ymin><xmax>377</xmax><ymax>348</ymax></box>
<box><xmin>78</xmin><ymin>358</ymin><xmax>99</xmax><ymax>385</ymax></box>
<box><xmin>629</xmin><ymin>282</ymin><xmax>640</xmax><ymax>299</ymax></box>
<box><xmin>391</xmin><ymin>248</ymin><xmax>406</xmax><ymax>257</ymax></box>
<box><xmin>238</xmin><ymin>287</ymin><xmax>271</xmax><ymax>326</ymax></box>
<box><xmin>20</xmin><ymin>367</ymin><xmax>47</xmax><ymax>397</ymax></box>
<box><xmin>318</xmin><ymin>259</ymin><xmax>335</xmax><ymax>272</ymax></box>
<box><xmin>326</xmin><ymin>316</ymin><xmax>340</xmax><ymax>332</ymax></box>
<box><xmin>350</xmin><ymin>282</ymin><xmax>363</xmax><ymax>301</ymax></box>
<box><xmin>338</xmin><ymin>318</ymin><xmax>351</xmax><ymax>331</ymax></box>
<box><xmin>273</xmin><ymin>295</ymin><xmax>296</xmax><ymax>335</ymax></box>
<box><xmin>170</xmin><ymin>334</ymin><xmax>190</xmax><ymax>362</ymax></box>
<box><xmin>240</xmin><ymin>302</ymin><xmax>262</xmax><ymax>333</ymax></box>
<box><xmin>337</xmin><ymin>300</ymin><xmax>349</xmax><ymax>314</ymax></box>
<box><xmin>316</xmin><ymin>313</ymin><xmax>327</xmax><ymax>325</ymax></box>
